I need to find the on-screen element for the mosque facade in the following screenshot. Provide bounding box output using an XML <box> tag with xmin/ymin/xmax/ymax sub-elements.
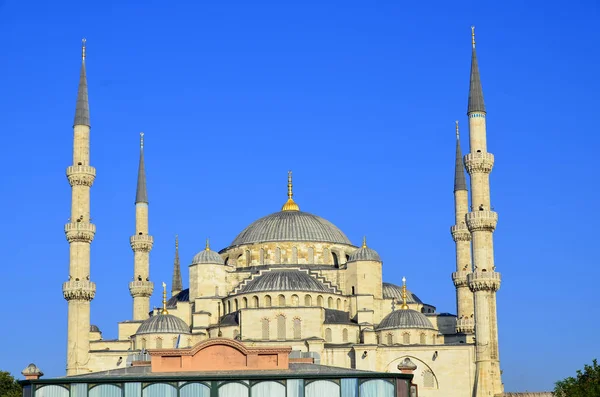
<box><xmin>61</xmin><ymin>28</ymin><xmax>503</xmax><ymax>397</ymax></box>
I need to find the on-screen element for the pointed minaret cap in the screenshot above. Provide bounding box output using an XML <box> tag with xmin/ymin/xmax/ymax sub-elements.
<box><xmin>454</xmin><ymin>121</ymin><xmax>467</xmax><ymax>192</ymax></box>
<box><xmin>171</xmin><ymin>235</ymin><xmax>183</xmax><ymax>297</ymax></box>
<box><xmin>467</xmin><ymin>26</ymin><xmax>486</xmax><ymax>114</ymax></box>
<box><xmin>135</xmin><ymin>132</ymin><xmax>148</xmax><ymax>204</ymax></box>
<box><xmin>281</xmin><ymin>171</ymin><xmax>300</xmax><ymax>211</ymax></box>
<box><xmin>74</xmin><ymin>38</ymin><xmax>90</xmax><ymax>127</ymax></box>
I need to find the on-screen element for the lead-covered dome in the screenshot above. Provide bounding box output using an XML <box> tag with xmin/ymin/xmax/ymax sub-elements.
<box><xmin>136</xmin><ymin>314</ymin><xmax>190</xmax><ymax>335</ymax></box>
<box><xmin>192</xmin><ymin>240</ymin><xmax>224</xmax><ymax>265</ymax></box>
<box><xmin>377</xmin><ymin>309</ymin><xmax>435</xmax><ymax>331</ymax></box>
<box><xmin>229</xmin><ymin>211</ymin><xmax>352</xmax><ymax>247</ymax></box>
<box><xmin>235</xmin><ymin>270</ymin><xmax>337</xmax><ymax>294</ymax></box>
<box><xmin>348</xmin><ymin>238</ymin><xmax>381</xmax><ymax>262</ymax></box>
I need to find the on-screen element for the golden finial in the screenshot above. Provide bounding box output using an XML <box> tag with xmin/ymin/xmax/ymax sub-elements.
<box><xmin>161</xmin><ymin>282</ymin><xmax>168</xmax><ymax>314</ymax></box>
<box><xmin>455</xmin><ymin>120</ymin><xmax>460</xmax><ymax>138</ymax></box>
<box><xmin>362</xmin><ymin>236</ymin><xmax>367</xmax><ymax>249</ymax></box>
<box><xmin>400</xmin><ymin>276</ymin><xmax>409</xmax><ymax>310</ymax></box>
<box><xmin>281</xmin><ymin>170</ymin><xmax>300</xmax><ymax>211</ymax></box>
<box><xmin>205</xmin><ymin>238</ymin><xmax>210</xmax><ymax>251</ymax></box>
<box><xmin>82</xmin><ymin>38</ymin><xmax>87</xmax><ymax>61</ymax></box>
<box><xmin>471</xmin><ymin>26</ymin><xmax>476</xmax><ymax>49</ymax></box>
<box><xmin>140</xmin><ymin>132</ymin><xmax>144</xmax><ymax>149</ymax></box>
<box><xmin>175</xmin><ymin>234</ymin><xmax>179</xmax><ymax>250</ymax></box>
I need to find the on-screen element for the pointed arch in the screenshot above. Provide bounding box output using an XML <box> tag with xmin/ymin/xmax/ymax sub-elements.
<box><xmin>277</xmin><ymin>314</ymin><xmax>286</xmax><ymax>340</ymax></box>
<box><xmin>305</xmin><ymin>295</ymin><xmax>312</xmax><ymax>306</ymax></box>
<box><xmin>325</xmin><ymin>328</ymin><xmax>332</xmax><ymax>342</ymax></box>
<box><xmin>264</xmin><ymin>295</ymin><xmax>272</xmax><ymax>307</ymax></box>
<box><xmin>252</xmin><ymin>295</ymin><xmax>259</xmax><ymax>308</ymax></box>
<box><xmin>261</xmin><ymin>318</ymin><xmax>270</xmax><ymax>340</ymax></box>
<box><xmin>293</xmin><ymin>318</ymin><xmax>302</xmax><ymax>340</ymax></box>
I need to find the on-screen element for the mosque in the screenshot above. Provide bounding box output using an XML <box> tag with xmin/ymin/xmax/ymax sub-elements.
<box><xmin>58</xmin><ymin>28</ymin><xmax>503</xmax><ymax>397</ymax></box>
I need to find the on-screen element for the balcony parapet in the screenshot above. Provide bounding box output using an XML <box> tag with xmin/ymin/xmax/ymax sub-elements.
<box><xmin>130</xmin><ymin>235</ymin><xmax>154</xmax><ymax>252</ymax></box>
<box><xmin>451</xmin><ymin>224</ymin><xmax>471</xmax><ymax>242</ymax></box>
<box><xmin>66</xmin><ymin>165</ymin><xmax>96</xmax><ymax>187</ymax></box>
<box><xmin>464</xmin><ymin>152</ymin><xmax>494</xmax><ymax>174</ymax></box>
<box><xmin>466</xmin><ymin>210</ymin><xmax>498</xmax><ymax>232</ymax></box>
<box><xmin>65</xmin><ymin>222</ymin><xmax>96</xmax><ymax>243</ymax></box>
<box><xmin>468</xmin><ymin>271</ymin><xmax>501</xmax><ymax>292</ymax></box>
<box><xmin>63</xmin><ymin>280</ymin><xmax>96</xmax><ymax>301</ymax></box>
<box><xmin>456</xmin><ymin>317</ymin><xmax>475</xmax><ymax>334</ymax></box>
<box><xmin>129</xmin><ymin>280</ymin><xmax>154</xmax><ymax>297</ymax></box>
<box><xmin>452</xmin><ymin>271</ymin><xmax>470</xmax><ymax>288</ymax></box>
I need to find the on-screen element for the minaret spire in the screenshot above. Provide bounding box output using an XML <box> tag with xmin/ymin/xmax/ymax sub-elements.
<box><xmin>129</xmin><ymin>133</ymin><xmax>154</xmax><ymax>320</ymax></box>
<box><xmin>454</xmin><ymin>121</ymin><xmax>467</xmax><ymax>192</ymax></box>
<box><xmin>281</xmin><ymin>170</ymin><xmax>300</xmax><ymax>211</ymax></box>
<box><xmin>74</xmin><ymin>38</ymin><xmax>90</xmax><ymax>127</ymax></box>
<box><xmin>467</xmin><ymin>26</ymin><xmax>486</xmax><ymax>114</ymax></box>
<box><xmin>171</xmin><ymin>235</ymin><xmax>183</xmax><ymax>297</ymax></box>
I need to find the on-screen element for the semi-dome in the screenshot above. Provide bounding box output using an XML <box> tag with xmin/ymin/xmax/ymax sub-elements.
<box><xmin>230</xmin><ymin>211</ymin><xmax>351</xmax><ymax>247</ymax></box>
<box><xmin>382</xmin><ymin>282</ymin><xmax>423</xmax><ymax>304</ymax></box>
<box><xmin>377</xmin><ymin>309</ymin><xmax>435</xmax><ymax>331</ymax></box>
<box><xmin>192</xmin><ymin>240</ymin><xmax>224</xmax><ymax>265</ymax></box>
<box><xmin>348</xmin><ymin>237</ymin><xmax>381</xmax><ymax>262</ymax></box>
<box><xmin>136</xmin><ymin>314</ymin><xmax>190</xmax><ymax>335</ymax></box>
<box><xmin>167</xmin><ymin>288</ymin><xmax>190</xmax><ymax>309</ymax></box>
<box><xmin>236</xmin><ymin>270</ymin><xmax>337</xmax><ymax>294</ymax></box>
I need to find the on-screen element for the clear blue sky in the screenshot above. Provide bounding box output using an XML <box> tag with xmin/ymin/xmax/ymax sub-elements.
<box><xmin>0</xmin><ymin>0</ymin><xmax>598</xmax><ymax>392</ymax></box>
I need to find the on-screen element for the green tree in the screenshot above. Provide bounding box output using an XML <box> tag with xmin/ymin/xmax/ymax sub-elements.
<box><xmin>0</xmin><ymin>371</ymin><xmax>21</xmax><ymax>397</ymax></box>
<box><xmin>555</xmin><ymin>359</ymin><xmax>600</xmax><ymax>397</ymax></box>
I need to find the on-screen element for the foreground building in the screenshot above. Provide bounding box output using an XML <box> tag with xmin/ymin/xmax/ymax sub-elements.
<box><xmin>51</xmin><ymin>27</ymin><xmax>503</xmax><ymax>397</ymax></box>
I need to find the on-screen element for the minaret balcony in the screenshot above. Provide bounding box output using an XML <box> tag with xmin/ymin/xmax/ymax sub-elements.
<box><xmin>468</xmin><ymin>271</ymin><xmax>501</xmax><ymax>292</ymax></box>
<box><xmin>65</xmin><ymin>222</ymin><xmax>96</xmax><ymax>243</ymax></box>
<box><xmin>129</xmin><ymin>280</ymin><xmax>154</xmax><ymax>298</ymax></box>
<box><xmin>456</xmin><ymin>317</ymin><xmax>475</xmax><ymax>334</ymax></box>
<box><xmin>450</xmin><ymin>224</ymin><xmax>471</xmax><ymax>242</ymax></box>
<box><xmin>452</xmin><ymin>271</ymin><xmax>470</xmax><ymax>288</ymax></box>
<box><xmin>63</xmin><ymin>280</ymin><xmax>96</xmax><ymax>301</ymax></box>
<box><xmin>130</xmin><ymin>235</ymin><xmax>154</xmax><ymax>252</ymax></box>
<box><xmin>464</xmin><ymin>152</ymin><xmax>494</xmax><ymax>174</ymax></box>
<box><xmin>66</xmin><ymin>165</ymin><xmax>96</xmax><ymax>187</ymax></box>
<box><xmin>466</xmin><ymin>210</ymin><xmax>498</xmax><ymax>232</ymax></box>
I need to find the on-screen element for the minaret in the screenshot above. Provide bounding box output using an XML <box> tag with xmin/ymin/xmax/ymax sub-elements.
<box><xmin>129</xmin><ymin>132</ymin><xmax>154</xmax><ymax>320</ymax></box>
<box><xmin>451</xmin><ymin>121</ymin><xmax>475</xmax><ymax>334</ymax></box>
<box><xmin>63</xmin><ymin>39</ymin><xmax>96</xmax><ymax>376</ymax></box>
<box><xmin>172</xmin><ymin>235</ymin><xmax>183</xmax><ymax>297</ymax></box>
<box><xmin>464</xmin><ymin>27</ymin><xmax>503</xmax><ymax>396</ymax></box>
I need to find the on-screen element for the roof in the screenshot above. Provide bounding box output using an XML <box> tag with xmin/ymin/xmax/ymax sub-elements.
<box><xmin>468</xmin><ymin>46</ymin><xmax>486</xmax><ymax>114</ymax></box>
<box><xmin>382</xmin><ymin>282</ymin><xmax>423</xmax><ymax>304</ymax></box>
<box><xmin>136</xmin><ymin>314</ymin><xmax>190</xmax><ymax>335</ymax></box>
<box><xmin>228</xmin><ymin>211</ymin><xmax>352</xmax><ymax>247</ymax></box>
<box><xmin>90</xmin><ymin>325</ymin><xmax>101</xmax><ymax>333</ymax></box>
<box><xmin>192</xmin><ymin>249</ymin><xmax>224</xmax><ymax>265</ymax></box>
<box><xmin>235</xmin><ymin>270</ymin><xmax>337</xmax><ymax>294</ymax></box>
<box><xmin>376</xmin><ymin>309</ymin><xmax>435</xmax><ymax>331</ymax></box>
<box><xmin>324</xmin><ymin>309</ymin><xmax>355</xmax><ymax>324</ymax></box>
<box><xmin>348</xmin><ymin>246</ymin><xmax>381</xmax><ymax>262</ymax></box>
<box><xmin>74</xmin><ymin>54</ymin><xmax>90</xmax><ymax>127</ymax></box>
<box><xmin>167</xmin><ymin>288</ymin><xmax>189</xmax><ymax>309</ymax></box>
<box><xmin>219</xmin><ymin>312</ymin><xmax>239</xmax><ymax>326</ymax></box>
<box><xmin>454</xmin><ymin>131</ymin><xmax>467</xmax><ymax>192</ymax></box>
<box><xmin>135</xmin><ymin>139</ymin><xmax>148</xmax><ymax>204</ymax></box>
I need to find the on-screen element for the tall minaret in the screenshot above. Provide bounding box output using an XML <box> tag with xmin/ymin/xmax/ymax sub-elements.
<box><xmin>464</xmin><ymin>27</ymin><xmax>503</xmax><ymax>396</ymax></box>
<box><xmin>63</xmin><ymin>39</ymin><xmax>96</xmax><ymax>376</ymax></box>
<box><xmin>172</xmin><ymin>235</ymin><xmax>183</xmax><ymax>297</ymax></box>
<box><xmin>451</xmin><ymin>121</ymin><xmax>475</xmax><ymax>334</ymax></box>
<box><xmin>129</xmin><ymin>132</ymin><xmax>154</xmax><ymax>320</ymax></box>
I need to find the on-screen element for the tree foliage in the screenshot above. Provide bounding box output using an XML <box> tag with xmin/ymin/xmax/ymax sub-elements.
<box><xmin>555</xmin><ymin>359</ymin><xmax>600</xmax><ymax>397</ymax></box>
<box><xmin>0</xmin><ymin>370</ymin><xmax>21</xmax><ymax>397</ymax></box>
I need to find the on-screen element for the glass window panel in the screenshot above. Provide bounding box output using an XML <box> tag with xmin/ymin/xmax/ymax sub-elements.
<box><xmin>251</xmin><ymin>381</ymin><xmax>285</xmax><ymax>397</ymax></box>
<box><xmin>359</xmin><ymin>380</ymin><xmax>394</xmax><ymax>397</ymax></box>
<box><xmin>287</xmin><ymin>379</ymin><xmax>303</xmax><ymax>397</ymax></box>
<box><xmin>35</xmin><ymin>385</ymin><xmax>69</xmax><ymax>397</ymax></box>
<box><xmin>70</xmin><ymin>383</ymin><xmax>87</xmax><ymax>397</ymax></box>
<box><xmin>89</xmin><ymin>384</ymin><xmax>121</xmax><ymax>397</ymax></box>
<box><xmin>305</xmin><ymin>380</ymin><xmax>339</xmax><ymax>397</ymax></box>
<box><xmin>142</xmin><ymin>383</ymin><xmax>177</xmax><ymax>397</ymax></box>
<box><xmin>180</xmin><ymin>382</ymin><xmax>210</xmax><ymax>397</ymax></box>
<box><xmin>124</xmin><ymin>383</ymin><xmax>141</xmax><ymax>397</ymax></box>
<box><xmin>218</xmin><ymin>382</ymin><xmax>248</xmax><ymax>397</ymax></box>
<box><xmin>341</xmin><ymin>378</ymin><xmax>357</xmax><ymax>397</ymax></box>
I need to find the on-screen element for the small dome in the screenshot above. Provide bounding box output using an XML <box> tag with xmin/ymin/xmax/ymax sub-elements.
<box><xmin>90</xmin><ymin>324</ymin><xmax>101</xmax><ymax>333</ymax></box>
<box><xmin>382</xmin><ymin>282</ymin><xmax>423</xmax><ymax>304</ymax></box>
<box><xmin>348</xmin><ymin>237</ymin><xmax>381</xmax><ymax>262</ymax></box>
<box><xmin>136</xmin><ymin>314</ymin><xmax>190</xmax><ymax>335</ymax></box>
<box><xmin>236</xmin><ymin>270</ymin><xmax>336</xmax><ymax>294</ymax></box>
<box><xmin>377</xmin><ymin>309</ymin><xmax>435</xmax><ymax>331</ymax></box>
<box><xmin>192</xmin><ymin>240</ymin><xmax>224</xmax><ymax>265</ymax></box>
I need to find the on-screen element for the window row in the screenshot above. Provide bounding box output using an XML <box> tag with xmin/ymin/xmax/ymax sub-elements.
<box><xmin>224</xmin><ymin>294</ymin><xmax>347</xmax><ymax>313</ymax></box>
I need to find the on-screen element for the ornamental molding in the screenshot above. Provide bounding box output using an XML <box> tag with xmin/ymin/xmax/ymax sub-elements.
<box><xmin>450</xmin><ymin>225</ymin><xmax>471</xmax><ymax>242</ymax></box>
<box><xmin>129</xmin><ymin>280</ymin><xmax>154</xmax><ymax>297</ymax></box>
<box><xmin>65</xmin><ymin>222</ymin><xmax>95</xmax><ymax>243</ymax></box>
<box><xmin>130</xmin><ymin>235</ymin><xmax>154</xmax><ymax>252</ymax></box>
<box><xmin>464</xmin><ymin>152</ymin><xmax>494</xmax><ymax>174</ymax></box>
<box><xmin>66</xmin><ymin>165</ymin><xmax>96</xmax><ymax>187</ymax></box>
<box><xmin>466</xmin><ymin>210</ymin><xmax>498</xmax><ymax>232</ymax></box>
<box><xmin>63</xmin><ymin>280</ymin><xmax>96</xmax><ymax>301</ymax></box>
<box><xmin>468</xmin><ymin>271</ymin><xmax>501</xmax><ymax>292</ymax></box>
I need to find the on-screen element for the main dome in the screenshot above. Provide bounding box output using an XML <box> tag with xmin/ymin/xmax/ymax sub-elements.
<box><xmin>229</xmin><ymin>211</ymin><xmax>352</xmax><ymax>247</ymax></box>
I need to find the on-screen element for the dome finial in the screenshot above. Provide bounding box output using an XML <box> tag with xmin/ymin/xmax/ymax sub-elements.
<box><xmin>455</xmin><ymin>120</ymin><xmax>460</xmax><ymax>138</ymax></box>
<box><xmin>362</xmin><ymin>236</ymin><xmax>367</xmax><ymax>248</ymax></box>
<box><xmin>281</xmin><ymin>170</ymin><xmax>300</xmax><ymax>211</ymax></box>
<box><xmin>471</xmin><ymin>25</ymin><xmax>476</xmax><ymax>49</ymax></box>
<box><xmin>82</xmin><ymin>38</ymin><xmax>86</xmax><ymax>61</ymax></box>
<box><xmin>400</xmin><ymin>277</ymin><xmax>409</xmax><ymax>310</ymax></box>
<box><xmin>205</xmin><ymin>238</ymin><xmax>210</xmax><ymax>251</ymax></box>
<box><xmin>161</xmin><ymin>282</ymin><xmax>169</xmax><ymax>314</ymax></box>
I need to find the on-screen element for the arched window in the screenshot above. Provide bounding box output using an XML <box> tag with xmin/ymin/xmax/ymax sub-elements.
<box><xmin>317</xmin><ymin>295</ymin><xmax>324</xmax><ymax>307</ymax></box>
<box><xmin>386</xmin><ymin>333</ymin><xmax>393</xmax><ymax>345</ymax></box>
<box><xmin>224</xmin><ymin>257</ymin><xmax>229</xmax><ymax>266</ymax></box>
<box><xmin>264</xmin><ymin>295</ymin><xmax>272</xmax><ymax>307</ymax></box>
<box><xmin>332</xmin><ymin>252</ymin><xmax>339</xmax><ymax>268</ymax></box>
<box><xmin>242</xmin><ymin>297</ymin><xmax>248</xmax><ymax>308</ymax></box>
<box><xmin>325</xmin><ymin>328</ymin><xmax>332</xmax><ymax>342</ymax></box>
<box><xmin>261</xmin><ymin>318</ymin><xmax>269</xmax><ymax>340</ymax></box>
<box><xmin>293</xmin><ymin>318</ymin><xmax>301</xmax><ymax>340</ymax></box>
<box><xmin>343</xmin><ymin>299</ymin><xmax>347</xmax><ymax>310</ymax></box>
<box><xmin>420</xmin><ymin>333</ymin><xmax>426</xmax><ymax>344</ymax></box>
<box><xmin>345</xmin><ymin>254</ymin><xmax>350</xmax><ymax>262</ymax></box>
<box><xmin>336</xmin><ymin>298</ymin><xmax>341</xmax><ymax>310</ymax></box>
<box><xmin>328</xmin><ymin>297</ymin><xmax>333</xmax><ymax>308</ymax></box>
<box><xmin>233</xmin><ymin>329</ymin><xmax>240</xmax><ymax>339</ymax></box>
<box><xmin>308</xmin><ymin>247</ymin><xmax>315</xmax><ymax>263</ymax></box>
<box><xmin>275</xmin><ymin>247</ymin><xmax>281</xmax><ymax>263</ymax></box>
<box><xmin>246</xmin><ymin>250</ymin><xmax>251</xmax><ymax>266</ymax></box>
<box><xmin>291</xmin><ymin>294</ymin><xmax>299</xmax><ymax>306</ymax></box>
<box><xmin>259</xmin><ymin>248</ymin><xmax>265</xmax><ymax>265</ymax></box>
<box><xmin>234</xmin><ymin>299</ymin><xmax>239</xmax><ymax>311</ymax></box>
<box><xmin>237</xmin><ymin>254</ymin><xmax>243</xmax><ymax>265</ymax></box>
<box><xmin>278</xmin><ymin>294</ymin><xmax>286</xmax><ymax>306</ymax></box>
<box><xmin>402</xmin><ymin>332</ymin><xmax>410</xmax><ymax>345</ymax></box>
<box><xmin>141</xmin><ymin>338</ymin><xmax>146</xmax><ymax>349</ymax></box>
<box><xmin>277</xmin><ymin>315</ymin><xmax>286</xmax><ymax>340</ymax></box>
<box><xmin>156</xmin><ymin>337</ymin><xmax>163</xmax><ymax>349</ymax></box>
<box><xmin>342</xmin><ymin>328</ymin><xmax>348</xmax><ymax>342</ymax></box>
<box><xmin>423</xmin><ymin>370</ymin><xmax>435</xmax><ymax>388</ymax></box>
<box><xmin>227</xmin><ymin>301</ymin><xmax>231</xmax><ymax>313</ymax></box>
<box><xmin>292</xmin><ymin>247</ymin><xmax>298</xmax><ymax>264</ymax></box>
<box><xmin>305</xmin><ymin>295</ymin><xmax>312</xmax><ymax>306</ymax></box>
<box><xmin>172</xmin><ymin>337</ymin><xmax>178</xmax><ymax>348</ymax></box>
<box><xmin>432</xmin><ymin>334</ymin><xmax>436</xmax><ymax>344</ymax></box>
<box><xmin>351</xmin><ymin>286</ymin><xmax>355</xmax><ymax>295</ymax></box>
<box><xmin>253</xmin><ymin>296</ymin><xmax>259</xmax><ymax>308</ymax></box>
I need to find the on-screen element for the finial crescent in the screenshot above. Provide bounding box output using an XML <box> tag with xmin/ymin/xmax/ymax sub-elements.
<box><xmin>81</xmin><ymin>38</ymin><xmax>87</xmax><ymax>60</ymax></box>
<box><xmin>140</xmin><ymin>132</ymin><xmax>144</xmax><ymax>149</ymax></box>
<box><xmin>455</xmin><ymin>120</ymin><xmax>460</xmax><ymax>138</ymax></box>
<box><xmin>471</xmin><ymin>26</ymin><xmax>476</xmax><ymax>48</ymax></box>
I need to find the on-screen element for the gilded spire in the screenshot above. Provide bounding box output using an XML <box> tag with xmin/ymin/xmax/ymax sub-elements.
<box><xmin>400</xmin><ymin>276</ymin><xmax>409</xmax><ymax>310</ymax></box>
<box><xmin>281</xmin><ymin>170</ymin><xmax>300</xmax><ymax>211</ymax></box>
<box><xmin>74</xmin><ymin>38</ymin><xmax>90</xmax><ymax>127</ymax></box>
<box><xmin>135</xmin><ymin>132</ymin><xmax>148</xmax><ymax>203</ymax></box>
<box><xmin>362</xmin><ymin>236</ymin><xmax>367</xmax><ymax>248</ymax></box>
<box><xmin>161</xmin><ymin>282</ymin><xmax>168</xmax><ymax>315</ymax></box>
<box><xmin>205</xmin><ymin>238</ymin><xmax>210</xmax><ymax>251</ymax></box>
<box><xmin>454</xmin><ymin>121</ymin><xmax>467</xmax><ymax>192</ymax></box>
<box><xmin>467</xmin><ymin>26</ymin><xmax>486</xmax><ymax>114</ymax></box>
<box><xmin>171</xmin><ymin>235</ymin><xmax>183</xmax><ymax>297</ymax></box>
